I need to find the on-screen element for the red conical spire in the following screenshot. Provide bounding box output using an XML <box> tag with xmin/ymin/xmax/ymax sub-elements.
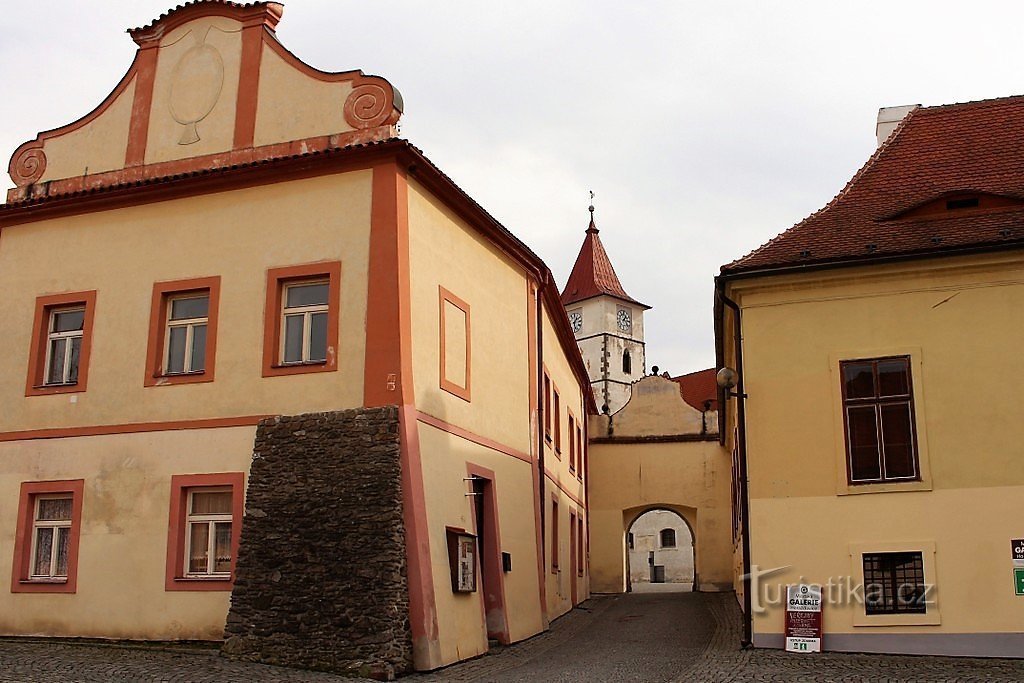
<box><xmin>560</xmin><ymin>203</ymin><xmax>648</xmax><ymax>308</ymax></box>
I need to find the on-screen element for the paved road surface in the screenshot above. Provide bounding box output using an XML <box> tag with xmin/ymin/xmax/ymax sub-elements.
<box><xmin>3</xmin><ymin>592</ymin><xmax>1024</xmax><ymax>681</ymax></box>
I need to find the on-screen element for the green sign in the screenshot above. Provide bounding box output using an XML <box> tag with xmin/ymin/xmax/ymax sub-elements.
<box><xmin>1015</xmin><ymin>568</ymin><xmax>1024</xmax><ymax>596</ymax></box>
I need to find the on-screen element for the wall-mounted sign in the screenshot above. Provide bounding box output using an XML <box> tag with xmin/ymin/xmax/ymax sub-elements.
<box><xmin>1014</xmin><ymin>568</ymin><xmax>1024</xmax><ymax>597</ymax></box>
<box><xmin>1012</xmin><ymin>539</ymin><xmax>1024</xmax><ymax>566</ymax></box>
<box><xmin>785</xmin><ymin>584</ymin><xmax>822</xmax><ymax>653</ymax></box>
<box><xmin>446</xmin><ymin>528</ymin><xmax>477</xmax><ymax>593</ymax></box>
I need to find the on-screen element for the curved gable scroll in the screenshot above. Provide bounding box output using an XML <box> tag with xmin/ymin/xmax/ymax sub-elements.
<box><xmin>7</xmin><ymin>1</ymin><xmax>403</xmax><ymax>203</ymax></box>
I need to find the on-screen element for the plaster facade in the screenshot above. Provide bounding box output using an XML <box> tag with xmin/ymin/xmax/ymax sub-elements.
<box><xmin>587</xmin><ymin>376</ymin><xmax>732</xmax><ymax>595</ymax></box>
<box><xmin>0</xmin><ymin>2</ymin><xmax>591</xmax><ymax>676</ymax></box>
<box><xmin>719</xmin><ymin>253</ymin><xmax>1024</xmax><ymax>657</ymax></box>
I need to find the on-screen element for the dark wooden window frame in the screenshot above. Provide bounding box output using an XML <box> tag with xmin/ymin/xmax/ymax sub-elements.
<box><xmin>840</xmin><ymin>356</ymin><xmax>921</xmax><ymax>485</ymax></box>
<box><xmin>862</xmin><ymin>551</ymin><xmax>927</xmax><ymax>615</ymax></box>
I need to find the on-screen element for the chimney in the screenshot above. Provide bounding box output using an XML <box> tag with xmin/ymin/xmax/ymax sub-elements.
<box><xmin>875</xmin><ymin>104</ymin><xmax>919</xmax><ymax>146</ymax></box>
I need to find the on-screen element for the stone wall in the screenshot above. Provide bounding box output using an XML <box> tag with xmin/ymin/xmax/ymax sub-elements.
<box><xmin>223</xmin><ymin>407</ymin><xmax>412</xmax><ymax>680</ymax></box>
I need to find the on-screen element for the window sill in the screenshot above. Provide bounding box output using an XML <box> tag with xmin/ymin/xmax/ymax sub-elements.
<box><xmin>146</xmin><ymin>371</ymin><xmax>213</xmax><ymax>388</ymax></box>
<box><xmin>27</xmin><ymin>382</ymin><xmax>82</xmax><ymax>397</ymax></box>
<box><xmin>166</xmin><ymin>576</ymin><xmax>234</xmax><ymax>592</ymax></box>
<box><xmin>12</xmin><ymin>577</ymin><xmax>76</xmax><ymax>593</ymax></box>
<box><xmin>263</xmin><ymin>360</ymin><xmax>334</xmax><ymax>378</ymax></box>
<box><xmin>852</xmin><ymin>611</ymin><xmax>941</xmax><ymax>627</ymax></box>
<box><xmin>837</xmin><ymin>479</ymin><xmax>932</xmax><ymax>496</ymax></box>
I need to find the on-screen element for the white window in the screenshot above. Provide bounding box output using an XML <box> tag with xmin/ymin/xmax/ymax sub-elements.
<box><xmin>165</xmin><ymin>294</ymin><xmax>209</xmax><ymax>374</ymax></box>
<box><xmin>44</xmin><ymin>308</ymin><xmax>84</xmax><ymax>386</ymax></box>
<box><xmin>30</xmin><ymin>496</ymin><xmax>73</xmax><ymax>579</ymax></box>
<box><xmin>185</xmin><ymin>488</ymin><xmax>233</xmax><ymax>578</ymax></box>
<box><xmin>281</xmin><ymin>281</ymin><xmax>329</xmax><ymax>364</ymax></box>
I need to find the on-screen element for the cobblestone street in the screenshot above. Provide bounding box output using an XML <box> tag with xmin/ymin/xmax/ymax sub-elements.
<box><xmin>2</xmin><ymin>593</ymin><xmax>1024</xmax><ymax>682</ymax></box>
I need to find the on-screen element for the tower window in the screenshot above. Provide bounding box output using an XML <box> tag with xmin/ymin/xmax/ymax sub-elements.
<box><xmin>623</xmin><ymin>350</ymin><xmax>632</xmax><ymax>375</ymax></box>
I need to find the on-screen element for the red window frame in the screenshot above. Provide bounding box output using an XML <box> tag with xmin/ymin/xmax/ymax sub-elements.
<box><xmin>550</xmin><ymin>498</ymin><xmax>559</xmax><ymax>572</ymax></box>
<box><xmin>144</xmin><ymin>277</ymin><xmax>221</xmax><ymax>387</ymax></box>
<box><xmin>543</xmin><ymin>372</ymin><xmax>552</xmax><ymax>442</ymax></box>
<box><xmin>11</xmin><ymin>480</ymin><xmax>85</xmax><ymax>593</ymax></box>
<box><xmin>577</xmin><ymin>515</ymin><xmax>585</xmax><ymax>577</ymax></box>
<box><xmin>25</xmin><ymin>291</ymin><xmax>97</xmax><ymax>397</ymax></box>
<box><xmin>553</xmin><ymin>389</ymin><xmax>562</xmax><ymax>456</ymax></box>
<box><xmin>568</xmin><ymin>414</ymin><xmax>576</xmax><ymax>472</ymax></box>
<box><xmin>165</xmin><ymin>472</ymin><xmax>245</xmax><ymax>591</ymax></box>
<box><xmin>262</xmin><ymin>261</ymin><xmax>342</xmax><ymax>378</ymax></box>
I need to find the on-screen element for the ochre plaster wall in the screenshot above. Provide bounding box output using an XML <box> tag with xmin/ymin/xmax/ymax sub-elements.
<box><xmin>253</xmin><ymin>44</ymin><xmax>355</xmax><ymax>147</ymax></box>
<box><xmin>145</xmin><ymin>17</ymin><xmax>243</xmax><ymax>164</ymax></box>
<box><xmin>38</xmin><ymin>80</ymin><xmax>135</xmax><ymax>183</ymax></box>
<box><xmin>728</xmin><ymin>253</ymin><xmax>1024</xmax><ymax>643</ymax></box>
<box><xmin>407</xmin><ymin>179</ymin><xmax>532</xmax><ymax>454</ymax></box>
<box><xmin>539</xmin><ymin>308</ymin><xmax>589</xmax><ymax>620</ymax></box>
<box><xmin>0</xmin><ymin>426</ymin><xmax>254</xmax><ymax>639</ymax></box>
<box><xmin>416</xmin><ymin>421</ymin><xmax>544</xmax><ymax>667</ymax></box>
<box><xmin>588</xmin><ymin>439</ymin><xmax>731</xmax><ymax>593</ymax></box>
<box><xmin>1</xmin><ymin>170</ymin><xmax>372</xmax><ymax>433</ymax></box>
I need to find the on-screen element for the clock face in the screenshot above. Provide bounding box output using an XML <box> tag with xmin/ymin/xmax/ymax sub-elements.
<box><xmin>569</xmin><ymin>310</ymin><xmax>583</xmax><ymax>333</ymax></box>
<box><xmin>617</xmin><ymin>308</ymin><xmax>632</xmax><ymax>331</ymax></box>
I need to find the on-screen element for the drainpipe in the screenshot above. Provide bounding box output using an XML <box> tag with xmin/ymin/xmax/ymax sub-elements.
<box><xmin>717</xmin><ymin>278</ymin><xmax>753</xmax><ymax>649</ymax></box>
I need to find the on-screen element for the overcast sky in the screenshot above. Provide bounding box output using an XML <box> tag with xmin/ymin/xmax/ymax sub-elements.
<box><xmin>3</xmin><ymin>1</ymin><xmax>1023</xmax><ymax>373</ymax></box>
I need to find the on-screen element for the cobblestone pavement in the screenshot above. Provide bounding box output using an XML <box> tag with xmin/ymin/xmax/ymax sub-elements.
<box><xmin>3</xmin><ymin>594</ymin><xmax>1024</xmax><ymax>681</ymax></box>
<box><xmin>0</xmin><ymin>640</ymin><xmax>370</xmax><ymax>683</ymax></box>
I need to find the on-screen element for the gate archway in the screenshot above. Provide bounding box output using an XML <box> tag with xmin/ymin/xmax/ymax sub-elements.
<box><xmin>625</xmin><ymin>508</ymin><xmax>695</xmax><ymax>591</ymax></box>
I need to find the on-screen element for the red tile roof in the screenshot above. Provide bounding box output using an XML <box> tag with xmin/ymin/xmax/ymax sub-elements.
<box><xmin>723</xmin><ymin>95</ymin><xmax>1024</xmax><ymax>274</ymax></box>
<box><xmin>671</xmin><ymin>368</ymin><xmax>719</xmax><ymax>412</ymax></box>
<box><xmin>561</xmin><ymin>218</ymin><xmax>648</xmax><ymax>308</ymax></box>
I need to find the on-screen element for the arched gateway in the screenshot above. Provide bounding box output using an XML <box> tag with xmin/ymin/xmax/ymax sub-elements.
<box><xmin>586</xmin><ymin>374</ymin><xmax>735</xmax><ymax>594</ymax></box>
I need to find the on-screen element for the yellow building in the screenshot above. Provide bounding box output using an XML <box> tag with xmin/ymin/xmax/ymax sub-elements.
<box><xmin>0</xmin><ymin>2</ymin><xmax>591</xmax><ymax>677</ymax></box>
<box><xmin>717</xmin><ymin>97</ymin><xmax>1024</xmax><ymax>657</ymax></box>
<box><xmin>587</xmin><ymin>373</ymin><xmax>733</xmax><ymax>595</ymax></box>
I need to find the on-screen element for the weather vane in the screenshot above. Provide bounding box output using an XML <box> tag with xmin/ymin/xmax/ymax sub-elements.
<box><xmin>588</xmin><ymin>190</ymin><xmax>595</xmax><ymax>218</ymax></box>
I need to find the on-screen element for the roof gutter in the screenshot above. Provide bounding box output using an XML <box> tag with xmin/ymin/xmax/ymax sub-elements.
<box><xmin>714</xmin><ymin>274</ymin><xmax>753</xmax><ymax>649</ymax></box>
<box><xmin>721</xmin><ymin>239</ymin><xmax>1024</xmax><ymax>282</ymax></box>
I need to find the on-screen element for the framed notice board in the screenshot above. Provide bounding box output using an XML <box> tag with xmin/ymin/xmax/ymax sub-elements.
<box><xmin>446</xmin><ymin>527</ymin><xmax>477</xmax><ymax>593</ymax></box>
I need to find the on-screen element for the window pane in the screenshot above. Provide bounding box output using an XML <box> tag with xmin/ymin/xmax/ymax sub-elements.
<box><xmin>309</xmin><ymin>312</ymin><xmax>328</xmax><ymax>362</ymax></box>
<box><xmin>167</xmin><ymin>326</ymin><xmax>187</xmax><ymax>374</ymax></box>
<box><xmin>191</xmin><ymin>490</ymin><xmax>232</xmax><ymax>515</ymax></box>
<box><xmin>286</xmin><ymin>282</ymin><xmax>328</xmax><ymax>308</ymax></box>
<box><xmin>170</xmin><ymin>296</ymin><xmax>209</xmax><ymax>320</ymax></box>
<box><xmin>848</xmin><ymin>406</ymin><xmax>881</xmax><ymax>481</ymax></box>
<box><xmin>188</xmin><ymin>523</ymin><xmax>210</xmax><ymax>573</ymax></box>
<box><xmin>52</xmin><ymin>309</ymin><xmax>84</xmax><ymax>332</ymax></box>
<box><xmin>37</xmin><ymin>497</ymin><xmax>72</xmax><ymax>521</ymax></box>
<box><xmin>47</xmin><ymin>338</ymin><xmax>66</xmax><ymax>384</ymax></box>
<box><xmin>843</xmin><ymin>362</ymin><xmax>875</xmax><ymax>399</ymax></box>
<box><xmin>213</xmin><ymin>522</ymin><xmax>232</xmax><ymax>573</ymax></box>
<box><xmin>878</xmin><ymin>359</ymin><xmax>910</xmax><ymax>397</ymax></box>
<box><xmin>68</xmin><ymin>337</ymin><xmax>81</xmax><ymax>384</ymax></box>
<box><xmin>33</xmin><ymin>527</ymin><xmax>53</xmax><ymax>576</ymax></box>
<box><xmin>283</xmin><ymin>314</ymin><xmax>304</xmax><ymax>363</ymax></box>
<box><xmin>881</xmin><ymin>403</ymin><xmax>916</xmax><ymax>479</ymax></box>
<box><xmin>55</xmin><ymin>527</ymin><xmax>70</xmax><ymax>577</ymax></box>
<box><xmin>191</xmin><ymin>324</ymin><xmax>207</xmax><ymax>372</ymax></box>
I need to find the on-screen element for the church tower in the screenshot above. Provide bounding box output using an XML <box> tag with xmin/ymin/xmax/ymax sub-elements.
<box><xmin>561</xmin><ymin>207</ymin><xmax>650</xmax><ymax>414</ymax></box>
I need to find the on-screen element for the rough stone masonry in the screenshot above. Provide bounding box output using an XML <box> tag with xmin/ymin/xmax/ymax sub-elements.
<box><xmin>223</xmin><ymin>407</ymin><xmax>412</xmax><ymax>680</ymax></box>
